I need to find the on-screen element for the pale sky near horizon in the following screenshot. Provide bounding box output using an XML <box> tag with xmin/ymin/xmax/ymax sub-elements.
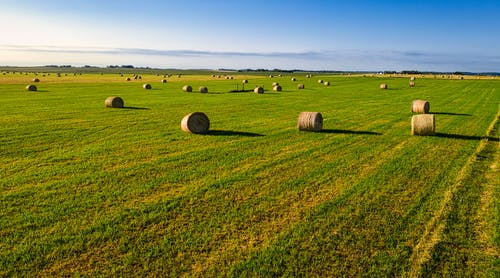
<box><xmin>0</xmin><ymin>0</ymin><xmax>499</xmax><ymax>71</ymax></box>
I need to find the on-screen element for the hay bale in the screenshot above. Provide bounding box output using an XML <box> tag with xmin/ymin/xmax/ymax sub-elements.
<box><xmin>126</xmin><ymin>77</ymin><xmax>131</xmax><ymax>81</ymax></box>
<box><xmin>298</xmin><ymin>84</ymin><xmax>305</xmax><ymax>89</ymax></box>
<box><xmin>183</xmin><ymin>85</ymin><xmax>192</xmax><ymax>92</ymax></box>
<box><xmin>411</xmin><ymin>114</ymin><xmax>435</xmax><ymax>135</ymax></box>
<box><xmin>181</xmin><ymin>112</ymin><xmax>210</xmax><ymax>134</ymax></box>
<box><xmin>105</xmin><ymin>96</ymin><xmax>124</xmax><ymax>108</ymax></box>
<box><xmin>199</xmin><ymin>86</ymin><xmax>208</xmax><ymax>93</ymax></box>
<box><xmin>278</xmin><ymin>74</ymin><xmax>282</xmax><ymax>77</ymax></box>
<box><xmin>324</xmin><ymin>81</ymin><xmax>330</xmax><ymax>86</ymax></box>
<box><xmin>411</xmin><ymin>100</ymin><xmax>430</xmax><ymax>113</ymax></box>
<box><xmin>242</xmin><ymin>79</ymin><xmax>248</xmax><ymax>84</ymax></box>
<box><xmin>269</xmin><ymin>75</ymin><xmax>274</xmax><ymax>78</ymax></box>
<box><xmin>254</xmin><ymin>86</ymin><xmax>264</xmax><ymax>94</ymax></box>
<box><xmin>273</xmin><ymin>85</ymin><xmax>282</xmax><ymax>92</ymax></box>
<box><xmin>272</xmin><ymin>82</ymin><xmax>279</xmax><ymax>86</ymax></box>
<box><xmin>318</xmin><ymin>79</ymin><xmax>323</xmax><ymax>83</ymax></box>
<box><xmin>32</xmin><ymin>78</ymin><xmax>40</xmax><ymax>82</ymax></box>
<box><xmin>25</xmin><ymin>84</ymin><xmax>37</xmax><ymax>91</ymax></box>
<box><xmin>291</xmin><ymin>77</ymin><xmax>296</xmax><ymax>81</ymax></box>
<box><xmin>409</xmin><ymin>81</ymin><xmax>415</xmax><ymax>87</ymax></box>
<box><xmin>143</xmin><ymin>83</ymin><xmax>152</xmax><ymax>89</ymax></box>
<box><xmin>410</xmin><ymin>77</ymin><xmax>416</xmax><ymax>81</ymax></box>
<box><xmin>162</xmin><ymin>79</ymin><xmax>167</xmax><ymax>83</ymax></box>
<box><xmin>298</xmin><ymin>112</ymin><xmax>323</xmax><ymax>132</ymax></box>
<box><xmin>380</xmin><ymin>83</ymin><xmax>388</xmax><ymax>89</ymax></box>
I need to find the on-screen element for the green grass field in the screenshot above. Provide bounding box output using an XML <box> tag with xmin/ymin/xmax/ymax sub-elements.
<box><xmin>1</xmin><ymin>71</ymin><xmax>499</xmax><ymax>276</ymax></box>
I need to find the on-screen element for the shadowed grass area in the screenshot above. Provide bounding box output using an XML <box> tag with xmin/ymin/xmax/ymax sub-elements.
<box><xmin>0</xmin><ymin>72</ymin><xmax>498</xmax><ymax>276</ymax></box>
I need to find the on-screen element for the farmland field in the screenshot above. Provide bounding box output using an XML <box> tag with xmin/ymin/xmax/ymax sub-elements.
<box><xmin>0</xmin><ymin>70</ymin><xmax>499</xmax><ymax>276</ymax></box>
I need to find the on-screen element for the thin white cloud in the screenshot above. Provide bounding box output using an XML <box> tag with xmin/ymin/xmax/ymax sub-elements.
<box><xmin>1</xmin><ymin>45</ymin><xmax>499</xmax><ymax>72</ymax></box>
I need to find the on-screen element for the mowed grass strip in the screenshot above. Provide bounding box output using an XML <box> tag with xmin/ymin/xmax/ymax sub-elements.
<box><xmin>0</xmin><ymin>74</ymin><xmax>499</xmax><ymax>276</ymax></box>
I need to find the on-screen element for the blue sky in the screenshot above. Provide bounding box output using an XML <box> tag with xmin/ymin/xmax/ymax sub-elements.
<box><xmin>1</xmin><ymin>0</ymin><xmax>499</xmax><ymax>71</ymax></box>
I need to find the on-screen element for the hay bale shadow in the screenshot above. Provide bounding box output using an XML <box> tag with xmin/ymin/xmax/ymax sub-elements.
<box><xmin>123</xmin><ymin>106</ymin><xmax>150</xmax><ymax>110</ymax></box>
<box><xmin>433</xmin><ymin>133</ymin><xmax>498</xmax><ymax>141</ymax></box>
<box><xmin>208</xmin><ymin>130</ymin><xmax>264</xmax><ymax>137</ymax></box>
<box><xmin>432</xmin><ymin>112</ymin><xmax>472</xmax><ymax>116</ymax></box>
<box><xmin>321</xmin><ymin>129</ymin><xmax>382</xmax><ymax>135</ymax></box>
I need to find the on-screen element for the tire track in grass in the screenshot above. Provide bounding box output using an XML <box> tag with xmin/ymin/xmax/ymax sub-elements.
<box><xmin>407</xmin><ymin>108</ymin><xmax>500</xmax><ymax>277</ymax></box>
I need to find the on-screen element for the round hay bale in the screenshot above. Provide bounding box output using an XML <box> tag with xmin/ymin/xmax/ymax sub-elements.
<box><xmin>291</xmin><ymin>77</ymin><xmax>296</xmax><ymax>82</ymax></box>
<box><xmin>199</xmin><ymin>86</ymin><xmax>208</xmax><ymax>93</ymax></box>
<box><xmin>411</xmin><ymin>114</ymin><xmax>435</xmax><ymax>135</ymax></box>
<box><xmin>181</xmin><ymin>112</ymin><xmax>210</xmax><ymax>134</ymax></box>
<box><xmin>269</xmin><ymin>75</ymin><xmax>274</xmax><ymax>78</ymax></box>
<box><xmin>298</xmin><ymin>83</ymin><xmax>305</xmax><ymax>89</ymax></box>
<box><xmin>25</xmin><ymin>84</ymin><xmax>37</xmax><ymax>91</ymax></box>
<box><xmin>162</xmin><ymin>79</ymin><xmax>167</xmax><ymax>83</ymax></box>
<box><xmin>380</xmin><ymin>83</ymin><xmax>388</xmax><ymax>89</ymax></box>
<box><xmin>410</xmin><ymin>77</ymin><xmax>416</xmax><ymax>81</ymax></box>
<box><xmin>254</xmin><ymin>86</ymin><xmax>264</xmax><ymax>94</ymax></box>
<box><xmin>143</xmin><ymin>83</ymin><xmax>152</xmax><ymax>90</ymax></box>
<box><xmin>105</xmin><ymin>96</ymin><xmax>124</xmax><ymax>108</ymax></box>
<box><xmin>324</xmin><ymin>81</ymin><xmax>330</xmax><ymax>86</ymax></box>
<box><xmin>33</xmin><ymin>78</ymin><xmax>40</xmax><ymax>82</ymax></box>
<box><xmin>272</xmin><ymin>82</ymin><xmax>279</xmax><ymax>86</ymax></box>
<box><xmin>242</xmin><ymin>79</ymin><xmax>248</xmax><ymax>84</ymax></box>
<box><xmin>318</xmin><ymin>79</ymin><xmax>323</xmax><ymax>83</ymax></box>
<box><xmin>298</xmin><ymin>112</ymin><xmax>323</xmax><ymax>132</ymax></box>
<box><xmin>411</xmin><ymin>100</ymin><xmax>430</xmax><ymax>113</ymax></box>
<box><xmin>273</xmin><ymin>85</ymin><xmax>282</xmax><ymax>92</ymax></box>
<box><xmin>126</xmin><ymin>77</ymin><xmax>131</xmax><ymax>81</ymax></box>
<box><xmin>183</xmin><ymin>85</ymin><xmax>192</xmax><ymax>92</ymax></box>
<box><xmin>278</xmin><ymin>74</ymin><xmax>282</xmax><ymax>77</ymax></box>
<box><xmin>409</xmin><ymin>81</ymin><xmax>416</xmax><ymax>87</ymax></box>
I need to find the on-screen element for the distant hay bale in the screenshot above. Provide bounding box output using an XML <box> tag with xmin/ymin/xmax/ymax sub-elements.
<box><xmin>211</xmin><ymin>74</ymin><xmax>216</xmax><ymax>77</ymax></box>
<box><xmin>143</xmin><ymin>83</ymin><xmax>152</xmax><ymax>89</ymax></box>
<box><xmin>298</xmin><ymin>112</ymin><xmax>323</xmax><ymax>132</ymax></box>
<box><xmin>199</xmin><ymin>86</ymin><xmax>208</xmax><ymax>93</ymax></box>
<box><xmin>33</xmin><ymin>78</ymin><xmax>40</xmax><ymax>82</ymax></box>
<box><xmin>162</xmin><ymin>79</ymin><xmax>167</xmax><ymax>83</ymax></box>
<box><xmin>272</xmin><ymin>82</ymin><xmax>279</xmax><ymax>86</ymax></box>
<box><xmin>411</xmin><ymin>100</ymin><xmax>430</xmax><ymax>113</ymax></box>
<box><xmin>269</xmin><ymin>75</ymin><xmax>274</xmax><ymax>78</ymax></box>
<box><xmin>254</xmin><ymin>86</ymin><xmax>264</xmax><ymax>94</ymax></box>
<box><xmin>181</xmin><ymin>112</ymin><xmax>210</xmax><ymax>134</ymax></box>
<box><xmin>291</xmin><ymin>77</ymin><xmax>296</xmax><ymax>81</ymax></box>
<box><xmin>318</xmin><ymin>79</ymin><xmax>323</xmax><ymax>83</ymax></box>
<box><xmin>411</xmin><ymin>114</ymin><xmax>435</xmax><ymax>135</ymax></box>
<box><xmin>105</xmin><ymin>96</ymin><xmax>124</xmax><ymax>108</ymax></box>
<box><xmin>25</xmin><ymin>84</ymin><xmax>37</xmax><ymax>91</ymax></box>
<box><xmin>183</xmin><ymin>85</ymin><xmax>192</xmax><ymax>92</ymax></box>
<box><xmin>126</xmin><ymin>77</ymin><xmax>131</xmax><ymax>81</ymax></box>
<box><xmin>273</xmin><ymin>85</ymin><xmax>282</xmax><ymax>92</ymax></box>
<box><xmin>460</xmin><ymin>76</ymin><xmax>464</xmax><ymax>80</ymax></box>
<box><xmin>380</xmin><ymin>83</ymin><xmax>388</xmax><ymax>89</ymax></box>
<box><xmin>324</xmin><ymin>81</ymin><xmax>330</xmax><ymax>86</ymax></box>
<box><xmin>242</xmin><ymin>79</ymin><xmax>248</xmax><ymax>84</ymax></box>
<box><xmin>409</xmin><ymin>81</ymin><xmax>416</xmax><ymax>87</ymax></box>
<box><xmin>298</xmin><ymin>83</ymin><xmax>305</xmax><ymax>89</ymax></box>
<box><xmin>410</xmin><ymin>77</ymin><xmax>415</xmax><ymax>81</ymax></box>
<box><xmin>278</xmin><ymin>74</ymin><xmax>282</xmax><ymax>77</ymax></box>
